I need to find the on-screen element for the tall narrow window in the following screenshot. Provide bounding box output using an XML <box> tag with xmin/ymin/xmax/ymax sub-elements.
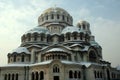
<box><xmin>51</xmin><ymin>14</ymin><xmax>54</xmax><ymax>19</ymax></box>
<box><xmin>8</xmin><ymin>74</ymin><xmax>10</xmax><ymax>80</ymax></box>
<box><xmin>36</xmin><ymin>72</ymin><xmax>38</xmax><ymax>80</ymax></box>
<box><xmin>62</xmin><ymin>15</ymin><xmax>65</xmax><ymax>20</ymax></box>
<box><xmin>57</xmin><ymin>14</ymin><xmax>59</xmax><ymax>19</ymax></box>
<box><xmin>16</xmin><ymin>74</ymin><xmax>18</xmax><ymax>80</ymax></box>
<box><xmin>31</xmin><ymin>72</ymin><xmax>34</xmax><ymax>80</ymax></box>
<box><xmin>46</xmin><ymin>15</ymin><xmax>48</xmax><ymax>20</ymax></box>
<box><xmin>40</xmin><ymin>71</ymin><xmax>44</xmax><ymax>80</ymax></box>
<box><xmin>78</xmin><ymin>71</ymin><xmax>81</xmax><ymax>78</ymax></box>
<box><xmin>21</xmin><ymin>55</ymin><xmax>25</xmax><ymax>62</ymax></box>
<box><xmin>4</xmin><ymin>74</ymin><xmax>7</xmax><ymax>80</ymax></box>
<box><xmin>74</xmin><ymin>71</ymin><xmax>77</xmax><ymax>78</ymax></box>
<box><xmin>12</xmin><ymin>74</ymin><xmax>14</xmax><ymax>80</ymax></box>
<box><xmin>13</xmin><ymin>55</ymin><xmax>16</xmax><ymax>62</ymax></box>
<box><xmin>69</xmin><ymin>70</ymin><xmax>73</xmax><ymax>78</ymax></box>
<box><xmin>53</xmin><ymin>65</ymin><xmax>60</xmax><ymax>73</ymax></box>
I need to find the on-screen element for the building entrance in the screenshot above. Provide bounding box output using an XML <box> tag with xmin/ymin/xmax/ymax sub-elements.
<box><xmin>54</xmin><ymin>76</ymin><xmax>59</xmax><ymax>80</ymax></box>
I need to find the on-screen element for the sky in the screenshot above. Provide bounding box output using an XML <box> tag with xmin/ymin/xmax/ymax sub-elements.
<box><xmin>0</xmin><ymin>0</ymin><xmax>120</xmax><ymax>67</ymax></box>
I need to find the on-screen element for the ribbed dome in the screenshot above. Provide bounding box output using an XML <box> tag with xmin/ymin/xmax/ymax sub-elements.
<box><xmin>61</xmin><ymin>26</ymin><xmax>84</xmax><ymax>34</ymax></box>
<box><xmin>78</xmin><ymin>20</ymin><xmax>90</xmax><ymax>24</ymax></box>
<box><xmin>25</xmin><ymin>26</ymin><xmax>50</xmax><ymax>34</ymax></box>
<box><xmin>42</xmin><ymin>7</ymin><xmax>69</xmax><ymax>14</ymax></box>
<box><xmin>38</xmin><ymin>7</ymin><xmax>73</xmax><ymax>26</ymax></box>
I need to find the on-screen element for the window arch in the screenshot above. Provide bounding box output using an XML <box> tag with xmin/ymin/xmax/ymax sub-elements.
<box><xmin>21</xmin><ymin>55</ymin><xmax>25</xmax><ymax>62</ymax></box>
<box><xmin>40</xmin><ymin>33</ymin><xmax>45</xmax><ymax>41</ymax></box>
<box><xmin>69</xmin><ymin>70</ymin><xmax>73</xmax><ymax>78</ymax></box>
<box><xmin>53</xmin><ymin>65</ymin><xmax>60</xmax><ymax>73</ymax></box>
<box><xmin>27</xmin><ymin>33</ymin><xmax>31</xmax><ymax>41</ymax></box>
<box><xmin>33</xmin><ymin>33</ymin><xmax>38</xmax><ymax>41</ymax></box>
<box><xmin>51</xmin><ymin>14</ymin><xmax>54</xmax><ymax>19</ymax></box>
<box><xmin>31</xmin><ymin>72</ymin><xmax>34</xmax><ymax>80</ymax></box>
<box><xmin>74</xmin><ymin>71</ymin><xmax>77</xmax><ymax>78</ymax></box>
<box><xmin>94</xmin><ymin>71</ymin><xmax>97</xmax><ymax>78</ymax></box>
<box><xmin>72</xmin><ymin>32</ymin><xmax>78</xmax><ymax>40</ymax></box>
<box><xmin>35</xmin><ymin>72</ymin><xmax>38</xmax><ymax>80</ymax></box>
<box><xmin>4</xmin><ymin>74</ymin><xmax>7</xmax><ymax>80</ymax></box>
<box><xmin>78</xmin><ymin>71</ymin><xmax>81</xmax><ymax>78</ymax></box>
<box><xmin>12</xmin><ymin>74</ymin><xmax>14</xmax><ymax>80</ymax></box>
<box><xmin>16</xmin><ymin>73</ymin><xmax>18</xmax><ymax>80</ymax></box>
<box><xmin>40</xmin><ymin>71</ymin><xmax>44</xmax><ymax>80</ymax></box>
<box><xmin>89</xmin><ymin>50</ymin><xmax>97</xmax><ymax>62</ymax></box>
<box><xmin>66</xmin><ymin>33</ymin><xmax>71</xmax><ymax>40</ymax></box>
<box><xmin>83</xmin><ymin>24</ymin><xmax>86</xmax><ymax>30</ymax></box>
<box><xmin>80</xmin><ymin>32</ymin><xmax>84</xmax><ymax>40</ymax></box>
<box><xmin>8</xmin><ymin>74</ymin><xmax>10</xmax><ymax>80</ymax></box>
<box><xmin>57</xmin><ymin>14</ymin><xmax>59</xmax><ymax>19</ymax></box>
<box><xmin>46</xmin><ymin>15</ymin><xmax>48</xmax><ymax>20</ymax></box>
<box><xmin>62</xmin><ymin>15</ymin><xmax>65</xmax><ymax>20</ymax></box>
<box><xmin>13</xmin><ymin>55</ymin><xmax>16</xmax><ymax>62</ymax></box>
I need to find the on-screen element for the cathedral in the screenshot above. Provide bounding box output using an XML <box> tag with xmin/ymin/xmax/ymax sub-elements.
<box><xmin>0</xmin><ymin>7</ymin><xmax>120</xmax><ymax>80</ymax></box>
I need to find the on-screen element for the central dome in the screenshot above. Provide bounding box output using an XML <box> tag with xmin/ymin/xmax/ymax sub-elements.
<box><xmin>42</xmin><ymin>7</ymin><xmax>69</xmax><ymax>14</ymax></box>
<box><xmin>38</xmin><ymin>7</ymin><xmax>73</xmax><ymax>27</ymax></box>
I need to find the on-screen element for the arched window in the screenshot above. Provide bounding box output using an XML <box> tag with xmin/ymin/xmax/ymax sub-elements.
<box><xmin>80</xmin><ymin>33</ymin><xmax>84</xmax><ymax>40</ymax></box>
<box><xmin>74</xmin><ymin>71</ymin><xmax>77</xmax><ymax>78</ymax></box>
<box><xmin>51</xmin><ymin>14</ymin><xmax>54</xmax><ymax>19</ymax></box>
<box><xmin>83</xmin><ymin>24</ymin><xmax>86</xmax><ymax>30</ymax></box>
<box><xmin>8</xmin><ymin>74</ymin><xmax>10</xmax><ymax>80</ymax></box>
<box><xmin>46</xmin><ymin>15</ymin><xmax>48</xmax><ymax>20</ymax></box>
<box><xmin>31</xmin><ymin>72</ymin><xmax>34</xmax><ymax>80</ymax></box>
<box><xmin>57</xmin><ymin>14</ymin><xmax>59</xmax><ymax>19</ymax></box>
<box><xmin>94</xmin><ymin>71</ymin><xmax>97</xmax><ymax>78</ymax></box>
<box><xmin>62</xmin><ymin>15</ymin><xmax>65</xmax><ymax>20</ymax></box>
<box><xmin>21</xmin><ymin>55</ymin><xmax>25</xmax><ymax>62</ymax></box>
<box><xmin>12</xmin><ymin>74</ymin><xmax>14</xmax><ymax>80</ymax></box>
<box><xmin>97</xmin><ymin>71</ymin><xmax>99</xmax><ymax>78</ymax></box>
<box><xmin>72</xmin><ymin>32</ymin><xmax>78</xmax><ymax>40</ymax></box>
<box><xmin>33</xmin><ymin>33</ymin><xmax>38</xmax><ymax>41</ymax></box>
<box><xmin>66</xmin><ymin>33</ymin><xmax>71</xmax><ymax>40</ymax></box>
<box><xmin>27</xmin><ymin>33</ymin><xmax>31</xmax><ymax>41</ymax></box>
<box><xmin>40</xmin><ymin>71</ymin><xmax>44</xmax><ymax>80</ymax></box>
<box><xmin>100</xmin><ymin>72</ymin><xmax>102</xmax><ymax>78</ymax></box>
<box><xmin>16</xmin><ymin>73</ymin><xmax>18</xmax><ymax>80</ymax></box>
<box><xmin>60</xmin><ymin>34</ymin><xmax>64</xmax><ymax>42</ymax></box>
<box><xmin>89</xmin><ymin>50</ymin><xmax>97</xmax><ymax>62</ymax></box>
<box><xmin>35</xmin><ymin>72</ymin><xmax>38</xmax><ymax>80</ymax></box>
<box><xmin>4</xmin><ymin>74</ymin><xmax>7</xmax><ymax>80</ymax></box>
<box><xmin>78</xmin><ymin>71</ymin><xmax>81</xmax><ymax>78</ymax></box>
<box><xmin>13</xmin><ymin>55</ymin><xmax>16</xmax><ymax>62</ymax></box>
<box><xmin>53</xmin><ymin>65</ymin><xmax>60</xmax><ymax>73</ymax></box>
<box><xmin>41</xmin><ymin>33</ymin><xmax>45</xmax><ymax>41</ymax></box>
<box><xmin>69</xmin><ymin>70</ymin><xmax>73</xmax><ymax>78</ymax></box>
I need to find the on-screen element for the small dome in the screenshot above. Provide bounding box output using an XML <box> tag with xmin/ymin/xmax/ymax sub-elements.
<box><xmin>10</xmin><ymin>47</ymin><xmax>30</xmax><ymax>54</ymax></box>
<box><xmin>78</xmin><ymin>20</ymin><xmax>90</xmax><ymax>24</ymax></box>
<box><xmin>61</xmin><ymin>26</ymin><xmax>84</xmax><ymax>34</ymax></box>
<box><xmin>25</xmin><ymin>26</ymin><xmax>50</xmax><ymax>34</ymax></box>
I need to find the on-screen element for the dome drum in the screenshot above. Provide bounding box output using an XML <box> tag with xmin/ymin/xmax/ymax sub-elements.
<box><xmin>38</xmin><ymin>7</ymin><xmax>73</xmax><ymax>27</ymax></box>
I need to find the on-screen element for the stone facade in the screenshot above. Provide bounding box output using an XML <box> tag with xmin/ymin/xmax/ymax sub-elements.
<box><xmin>0</xmin><ymin>7</ymin><xmax>120</xmax><ymax>80</ymax></box>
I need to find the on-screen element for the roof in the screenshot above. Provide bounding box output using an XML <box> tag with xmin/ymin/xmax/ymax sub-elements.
<box><xmin>10</xmin><ymin>47</ymin><xmax>30</xmax><ymax>54</ymax></box>
<box><xmin>61</xmin><ymin>26</ymin><xmax>84</xmax><ymax>34</ymax></box>
<box><xmin>42</xmin><ymin>7</ymin><xmax>69</xmax><ymax>15</ymax></box>
<box><xmin>25</xmin><ymin>26</ymin><xmax>50</xmax><ymax>34</ymax></box>
<box><xmin>46</xmin><ymin>48</ymin><xmax>68</xmax><ymax>53</ymax></box>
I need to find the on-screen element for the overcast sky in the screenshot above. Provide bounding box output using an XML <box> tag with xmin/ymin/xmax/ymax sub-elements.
<box><xmin>0</xmin><ymin>0</ymin><xmax>120</xmax><ymax>67</ymax></box>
